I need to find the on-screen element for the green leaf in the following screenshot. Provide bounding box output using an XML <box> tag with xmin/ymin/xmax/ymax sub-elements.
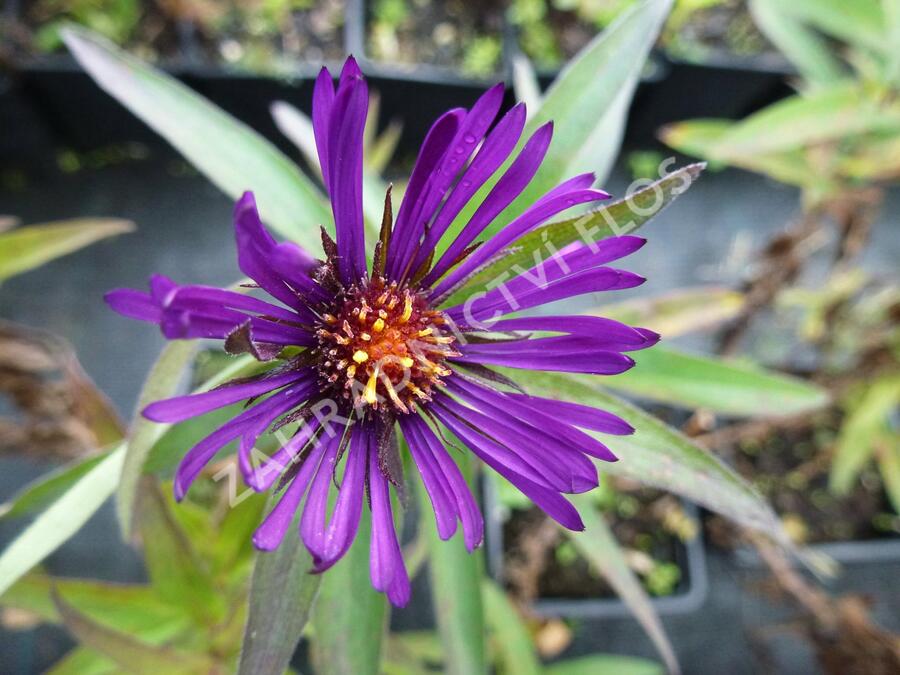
<box><xmin>62</xmin><ymin>26</ymin><xmax>331</xmax><ymax>247</ymax></box>
<box><xmin>546</xmin><ymin>654</ymin><xmax>663</xmax><ymax>675</ymax></box>
<box><xmin>0</xmin><ymin>453</ymin><xmax>111</xmax><ymax>520</ymax></box>
<box><xmin>116</xmin><ymin>341</ymin><xmax>197</xmax><ymax>537</ymax></box>
<box><xmin>481</xmin><ymin>580</ymin><xmax>540</xmax><ymax>675</ymax></box>
<box><xmin>1</xmin><ymin>574</ymin><xmax>187</xmax><ymax>636</ymax></box>
<box><xmin>876</xmin><ymin>437</ymin><xmax>900</xmax><ymax>514</ymax></box>
<box><xmin>135</xmin><ymin>480</ymin><xmax>223</xmax><ymax>621</ymax></box>
<box><xmin>749</xmin><ymin>0</ymin><xmax>846</xmax><ymax>88</ymax></box>
<box><xmin>45</xmin><ymin>648</ymin><xmax>118</xmax><ymax>675</ymax></box>
<box><xmin>0</xmin><ymin>218</ymin><xmax>133</xmax><ymax>284</ymax></box>
<box><xmin>830</xmin><ymin>375</ymin><xmax>900</xmax><ymax>494</ymax></box>
<box><xmin>606</xmin><ymin>345</ymin><xmax>830</xmax><ymax>417</ymax></box>
<box><xmin>0</xmin><ymin>445</ymin><xmax>125</xmax><ymax>597</ymax></box>
<box><xmin>504</xmin><ymin>370</ymin><xmax>793</xmax><ymax>546</ymax></box>
<box><xmin>52</xmin><ymin>589</ymin><xmax>215</xmax><ymax>675</ymax></box>
<box><xmin>440</xmin><ymin>0</ymin><xmax>673</xmax><ymax>259</ymax></box>
<box><xmin>596</xmin><ymin>286</ymin><xmax>744</xmax><ymax>338</ymax></box>
<box><xmin>566</xmin><ymin>494</ymin><xmax>679</xmax><ymax>675</ymax></box>
<box><xmin>417</xmin><ymin>456</ymin><xmax>486</xmax><ymax>675</ymax></box>
<box><xmin>703</xmin><ymin>84</ymin><xmax>900</xmax><ymax>159</ymax></box>
<box><xmin>237</xmin><ymin>497</ymin><xmax>322</xmax><ymax>675</ymax></box>
<box><xmin>311</xmin><ymin>510</ymin><xmax>387</xmax><ymax>675</ymax></box>
<box><xmin>777</xmin><ymin>0</ymin><xmax>887</xmax><ymax>54</ymax></box>
<box><xmin>510</xmin><ymin>53</ymin><xmax>542</xmax><ymax>117</ymax></box>
<box><xmin>443</xmin><ymin>164</ymin><xmax>704</xmax><ymax>308</ymax></box>
<box><xmin>506</xmin><ymin>0</ymin><xmax>674</xmax><ymax>213</ymax></box>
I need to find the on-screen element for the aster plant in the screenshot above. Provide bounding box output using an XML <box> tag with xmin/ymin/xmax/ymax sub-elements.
<box><xmin>0</xmin><ymin>3</ymin><xmax>832</xmax><ymax>674</ymax></box>
<box><xmin>106</xmin><ymin>56</ymin><xmax>658</xmax><ymax>606</ymax></box>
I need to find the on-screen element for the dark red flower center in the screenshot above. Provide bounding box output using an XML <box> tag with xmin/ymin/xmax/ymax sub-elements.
<box><xmin>313</xmin><ymin>276</ymin><xmax>457</xmax><ymax>414</ymax></box>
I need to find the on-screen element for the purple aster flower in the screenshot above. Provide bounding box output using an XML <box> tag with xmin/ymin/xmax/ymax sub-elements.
<box><xmin>106</xmin><ymin>57</ymin><xmax>658</xmax><ymax>607</ymax></box>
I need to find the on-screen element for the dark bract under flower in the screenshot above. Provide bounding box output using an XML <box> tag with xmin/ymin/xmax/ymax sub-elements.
<box><xmin>105</xmin><ymin>57</ymin><xmax>658</xmax><ymax>607</ymax></box>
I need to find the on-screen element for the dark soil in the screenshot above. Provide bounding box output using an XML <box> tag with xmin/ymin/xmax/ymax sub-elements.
<box><xmin>513</xmin><ymin>0</ymin><xmax>775</xmax><ymax>70</ymax></box>
<box><xmin>3</xmin><ymin>0</ymin><xmax>346</xmax><ymax>72</ymax></box>
<box><xmin>501</xmin><ymin>487</ymin><xmax>694</xmax><ymax>602</ymax></box>
<box><xmin>365</xmin><ymin>0</ymin><xmax>504</xmax><ymax>75</ymax></box>
<box><xmin>708</xmin><ymin>410</ymin><xmax>900</xmax><ymax>549</ymax></box>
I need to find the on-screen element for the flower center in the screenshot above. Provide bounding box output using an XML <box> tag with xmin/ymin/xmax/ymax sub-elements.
<box><xmin>313</xmin><ymin>277</ymin><xmax>457</xmax><ymax>414</ymax></box>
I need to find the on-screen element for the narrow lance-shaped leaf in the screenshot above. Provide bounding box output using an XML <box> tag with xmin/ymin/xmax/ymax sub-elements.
<box><xmin>417</xmin><ymin>453</ymin><xmax>487</xmax><ymax>675</ymax></box>
<box><xmin>749</xmin><ymin>0</ymin><xmax>845</xmax><ymax>89</ymax></box>
<box><xmin>51</xmin><ymin>589</ymin><xmax>215</xmax><ymax>675</ymax></box>
<box><xmin>135</xmin><ymin>479</ymin><xmax>224</xmax><ymax>621</ymax></box>
<box><xmin>311</xmin><ymin>510</ymin><xmax>387</xmax><ymax>675</ymax></box>
<box><xmin>702</xmin><ymin>83</ymin><xmax>900</xmax><ymax>160</ymax></box>
<box><xmin>503</xmin><ymin>370</ymin><xmax>800</xmax><ymax>553</ymax></box>
<box><xmin>62</xmin><ymin>26</ymin><xmax>331</xmax><ymax>248</ymax></box>
<box><xmin>116</xmin><ymin>340</ymin><xmax>197</xmax><ymax>537</ymax></box>
<box><xmin>566</xmin><ymin>494</ymin><xmax>679</xmax><ymax>675</ymax></box>
<box><xmin>444</xmin><ymin>164</ymin><xmax>704</xmax><ymax>307</ymax></box>
<box><xmin>0</xmin><ymin>452</ymin><xmax>111</xmax><ymax>520</ymax></box>
<box><xmin>481</xmin><ymin>580</ymin><xmax>541</xmax><ymax>675</ymax></box>
<box><xmin>502</xmin><ymin>0</ymin><xmax>673</xmax><ymax>221</ymax></box>
<box><xmin>0</xmin><ymin>353</ymin><xmax>260</xmax><ymax>596</ymax></box>
<box><xmin>595</xmin><ymin>286</ymin><xmax>745</xmax><ymax>338</ymax></box>
<box><xmin>1</xmin><ymin>573</ymin><xmax>187</xmax><ymax>636</ymax></box>
<box><xmin>0</xmin><ymin>218</ymin><xmax>133</xmax><ymax>284</ymax></box>
<box><xmin>0</xmin><ymin>445</ymin><xmax>125</xmax><ymax>597</ymax></box>
<box><xmin>442</xmin><ymin>0</ymin><xmax>674</xmax><ymax>254</ymax></box>
<box><xmin>605</xmin><ymin>345</ymin><xmax>831</xmax><ymax>417</ymax></box>
<box><xmin>238</xmin><ymin>497</ymin><xmax>322</xmax><ymax>675</ymax></box>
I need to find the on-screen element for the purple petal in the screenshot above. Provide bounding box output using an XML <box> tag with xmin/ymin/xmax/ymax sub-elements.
<box><xmin>507</xmin><ymin>393</ymin><xmax>634</xmax><ymax>435</ymax></box>
<box><xmin>390</xmin><ymin>84</ymin><xmax>505</xmax><ymax>280</ymax></box>
<box><xmin>388</xmin><ymin>108</ymin><xmax>466</xmax><ymax>277</ymax></box>
<box><xmin>410</xmin><ymin>104</ymin><xmax>528</xmax><ymax>277</ymax></box>
<box><xmin>414</xmin><ymin>417</ymin><xmax>484</xmax><ymax>550</ymax></box>
<box><xmin>447</xmin><ymin>267</ymin><xmax>645</xmax><ymax>326</ymax></box>
<box><xmin>313</xmin><ymin>428</ymin><xmax>368</xmax><ymax>572</ymax></box>
<box><xmin>313</xmin><ymin>66</ymin><xmax>335</xmax><ymax>188</ymax></box>
<box><xmin>443</xmin><ymin>379</ymin><xmax>601</xmax><ymax>486</ymax></box>
<box><xmin>369</xmin><ymin>440</ymin><xmax>411</xmax><ymax>607</ymax></box>
<box><xmin>424</xmin><ymin>121</ymin><xmax>554</xmax><ymax>286</ymax></box>
<box><xmin>240</xmin><ymin>413</ymin><xmax>323</xmax><ymax>492</ymax></box>
<box><xmin>433</xmin><ymin>395</ymin><xmax>592</xmax><ymax>492</ymax></box>
<box><xmin>447</xmin><ymin>375</ymin><xmax>617</xmax><ymax>462</ymax></box>
<box><xmin>252</xmin><ymin>439</ymin><xmax>328</xmax><ymax>551</ymax></box>
<box><xmin>172</xmin><ymin>386</ymin><xmax>306</xmax><ymax>500</ymax></box>
<box><xmin>481</xmin><ymin>315</ymin><xmax>656</xmax><ymax>352</ymax></box>
<box><xmin>300</xmin><ymin>432</ymin><xmax>342</xmax><ymax>560</ymax></box>
<box><xmin>327</xmin><ymin>72</ymin><xmax>368</xmax><ymax>283</ymax></box>
<box><xmin>105</xmin><ymin>289</ymin><xmax>161</xmax><ymax>322</ymax></box>
<box><xmin>453</xmin><ymin>347</ymin><xmax>634</xmax><ymax>376</ymax></box>
<box><xmin>143</xmin><ymin>370</ymin><xmax>309</xmax><ymax>423</ymax></box>
<box><xmin>234</xmin><ymin>192</ymin><xmax>319</xmax><ymax>315</ymax></box>
<box><xmin>431</xmin><ymin>188</ymin><xmax>610</xmax><ymax>300</ymax></box>
<box><xmin>400</xmin><ymin>417</ymin><xmax>459</xmax><ymax>540</ymax></box>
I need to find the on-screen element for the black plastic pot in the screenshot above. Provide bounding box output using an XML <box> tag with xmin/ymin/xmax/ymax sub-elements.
<box><xmin>482</xmin><ymin>479</ymin><xmax>708</xmax><ymax>619</ymax></box>
<box><xmin>2</xmin><ymin>0</ymin><xmax>797</xmax><ymax>161</ymax></box>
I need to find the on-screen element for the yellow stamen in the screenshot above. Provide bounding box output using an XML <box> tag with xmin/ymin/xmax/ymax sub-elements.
<box><xmin>346</xmin><ymin>365</ymin><xmax>356</xmax><ymax>379</ymax></box>
<box><xmin>364</xmin><ymin>367</ymin><xmax>379</xmax><ymax>405</ymax></box>
<box><xmin>373</xmin><ymin>318</ymin><xmax>385</xmax><ymax>332</ymax></box>
<box><xmin>360</xmin><ymin>332</ymin><xmax>371</xmax><ymax>341</ymax></box>
<box><xmin>400</xmin><ymin>296</ymin><xmax>413</xmax><ymax>323</ymax></box>
<box><xmin>399</xmin><ymin>356</ymin><xmax>415</xmax><ymax>368</ymax></box>
<box><xmin>417</xmin><ymin>327</ymin><xmax>433</xmax><ymax>337</ymax></box>
<box><xmin>352</xmin><ymin>350</ymin><xmax>369</xmax><ymax>364</ymax></box>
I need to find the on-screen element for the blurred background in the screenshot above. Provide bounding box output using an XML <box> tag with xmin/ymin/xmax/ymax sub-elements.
<box><xmin>1</xmin><ymin>1</ymin><xmax>898</xmax><ymax>674</ymax></box>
